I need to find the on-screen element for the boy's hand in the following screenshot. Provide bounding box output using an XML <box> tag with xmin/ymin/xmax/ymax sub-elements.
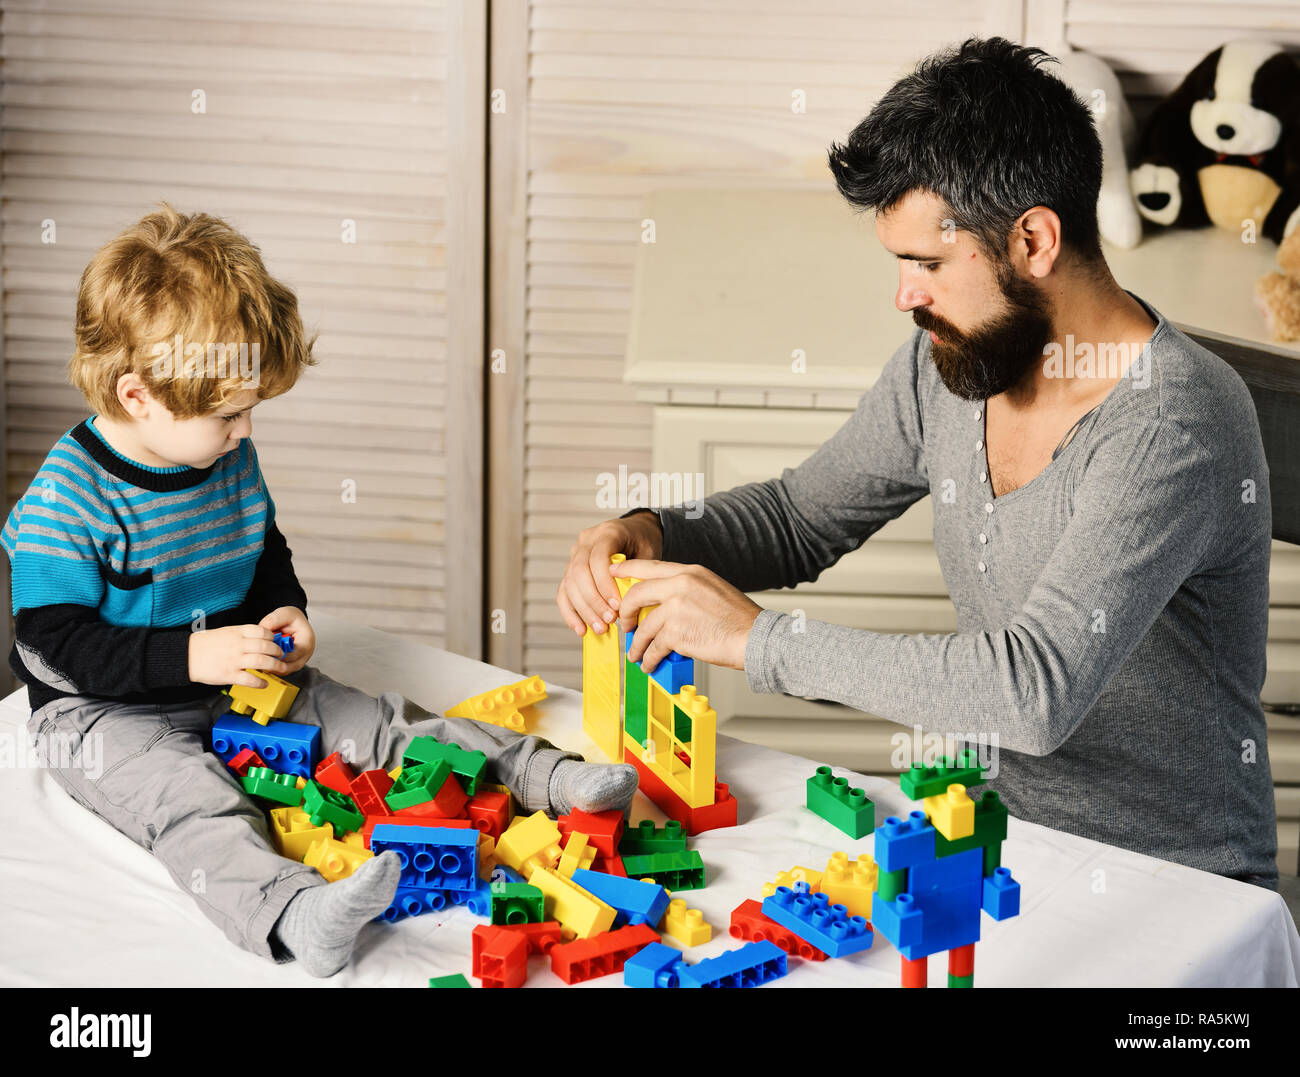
<box><xmin>188</xmin><ymin>624</ymin><xmax>291</xmax><ymax>688</ymax></box>
<box><xmin>258</xmin><ymin>606</ymin><xmax>314</xmax><ymax>672</ymax></box>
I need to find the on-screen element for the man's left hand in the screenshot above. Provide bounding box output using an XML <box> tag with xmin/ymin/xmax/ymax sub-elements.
<box><xmin>611</xmin><ymin>560</ymin><xmax>762</xmax><ymax>673</ymax></box>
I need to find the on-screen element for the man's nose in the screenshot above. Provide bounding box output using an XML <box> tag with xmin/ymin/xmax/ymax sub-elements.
<box><xmin>896</xmin><ymin>281</ymin><xmax>929</xmax><ymax>312</ymax></box>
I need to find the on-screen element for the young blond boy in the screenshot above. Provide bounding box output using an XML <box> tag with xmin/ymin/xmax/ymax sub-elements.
<box><xmin>2</xmin><ymin>204</ymin><xmax>635</xmax><ymax>977</ymax></box>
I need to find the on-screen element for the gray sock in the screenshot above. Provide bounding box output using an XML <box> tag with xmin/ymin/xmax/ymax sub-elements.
<box><xmin>271</xmin><ymin>850</ymin><xmax>401</xmax><ymax>977</ymax></box>
<box><xmin>548</xmin><ymin>760</ymin><xmax>639</xmax><ymax>816</ymax></box>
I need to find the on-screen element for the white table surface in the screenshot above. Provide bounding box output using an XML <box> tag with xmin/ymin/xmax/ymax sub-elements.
<box><xmin>0</xmin><ymin>610</ymin><xmax>1296</xmax><ymax>988</ymax></box>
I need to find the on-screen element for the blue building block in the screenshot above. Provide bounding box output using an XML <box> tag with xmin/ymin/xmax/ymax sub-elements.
<box><xmin>871</xmin><ymin>891</ymin><xmax>924</xmax><ymax>950</ymax></box>
<box><xmin>679</xmin><ymin>941</ymin><xmax>788</xmax><ymax>988</ymax></box>
<box><xmin>910</xmin><ymin>847</ymin><xmax>982</xmax><ymax>891</ymax></box>
<box><xmin>624</xmin><ymin>942</ymin><xmax>689</xmax><ymax>988</ymax></box>
<box><xmin>571</xmin><ymin>869</ymin><xmax>670</xmax><ymax>929</ymax></box>
<box><xmin>760</xmin><ymin>882</ymin><xmax>873</xmax><ymax>958</ymax></box>
<box><xmin>273</xmin><ymin>632</ymin><xmax>295</xmax><ymax>656</ymax></box>
<box><xmin>376</xmin><ymin>885</ymin><xmax>456</xmax><ymax>923</ymax></box>
<box><xmin>211</xmin><ymin>713</ymin><xmax>320</xmax><ymax>779</ymax></box>
<box><xmin>490</xmin><ymin>864</ymin><xmax>525</xmax><ymax>885</ymax></box>
<box><xmin>872</xmin><ymin>810</ymin><xmax>937</xmax><ymax>873</ymax></box>
<box><xmin>369</xmin><ymin>824</ymin><xmax>479</xmax><ymax>891</ymax></box>
<box><xmin>461</xmin><ymin>875</ymin><xmax>494</xmax><ymax>917</ymax></box>
<box><xmin>626</xmin><ymin>630</ymin><xmax>694</xmax><ymax>694</ymax></box>
<box><xmin>982</xmin><ymin>867</ymin><xmax>1021</xmax><ymax>920</ymax></box>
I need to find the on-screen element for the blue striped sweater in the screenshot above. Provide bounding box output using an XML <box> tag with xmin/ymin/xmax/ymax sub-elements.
<box><xmin>1</xmin><ymin>416</ymin><xmax>308</xmax><ymax>712</ymax></box>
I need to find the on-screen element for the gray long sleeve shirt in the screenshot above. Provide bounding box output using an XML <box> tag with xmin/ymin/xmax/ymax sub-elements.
<box><xmin>653</xmin><ymin>290</ymin><xmax>1278</xmax><ymax>886</ymax></box>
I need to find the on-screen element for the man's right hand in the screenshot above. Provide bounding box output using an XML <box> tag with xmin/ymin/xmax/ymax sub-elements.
<box><xmin>556</xmin><ymin>511</ymin><xmax>664</xmax><ymax>636</ymax></box>
<box><xmin>188</xmin><ymin>624</ymin><xmax>291</xmax><ymax>688</ymax></box>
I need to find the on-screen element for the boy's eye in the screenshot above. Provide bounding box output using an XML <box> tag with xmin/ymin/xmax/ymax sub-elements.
<box><xmin>221</xmin><ymin>413</ymin><xmax>242</xmax><ymax>423</ymax></box>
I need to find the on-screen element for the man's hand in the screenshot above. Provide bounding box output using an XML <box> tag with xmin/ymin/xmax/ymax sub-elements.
<box><xmin>556</xmin><ymin>512</ymin><xmax>664</xmax><ymax>636</ymax></box>
<box><xmin>258</xmin><ymin>606</ymin><xmax>314</xmax><ymax>673</ymax></box>
<box><xmin>613</xmin><ymin>560</ymin><xmax>763</xmax><ymax>673</ymax></box>
<box><xmin>188</xmin><ymin>624</ymin><xmax>292</xmax><ymax>688</ymax></box>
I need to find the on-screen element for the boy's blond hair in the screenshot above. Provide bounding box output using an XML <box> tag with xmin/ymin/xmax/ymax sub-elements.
<box><xmin>69</xmin><ymin>202</ymin><xmax>317</xmax><ymax>420</ymax></box>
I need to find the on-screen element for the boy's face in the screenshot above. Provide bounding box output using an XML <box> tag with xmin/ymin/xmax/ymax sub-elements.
<box><xmin>139</xmin><ymin>386</ymin><xmax>260</xmax><ymax>468</ymax></box>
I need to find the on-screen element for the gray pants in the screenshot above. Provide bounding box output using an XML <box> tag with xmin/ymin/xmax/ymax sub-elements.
<box><xmin>27</xmin><ymin>666</ymin><xmax>580</xmax><ymax>963</ymax></box>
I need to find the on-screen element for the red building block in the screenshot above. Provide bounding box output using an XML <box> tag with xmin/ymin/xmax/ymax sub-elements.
<box><xmin>466</xmin><ymin>789</ymin><xmax>510</xmax><ymax>840</ymax></box>
<box><xmin>472</xmin><ymin>924</ymin><xmax>528</xmax><ymax>988</ymax></box>
<box><xmin>349</xmin><ymin>769</ymin><xmax>395</xmax><ymax>815</ymax></box>
<box><xmin>394</xmin><ymin>773</ymin><xmax>470</xmax><ymax>819</ymax></box>
<box><xmin>729</xmin><ymin>899</ymin><xmax>828</xmax><ymax>961</ymax></box>
<box><xmin>549</xmin><ymin>923</ymin><xmax>660</xmax><ymax>984</ymax></box>
<box><xmin>591</xmin><ymin>852</ymin><xmax>627</xmax><ymax>877</ymax></box>
<box><xmin>557</xmin><ymin>808</ymin><xmax>624</xmax><ymax>858</ymax></box>
<box><xmin>497</xmin><ymin>921</ymin><xmax>563</xmax><ymax>955</ymax></box>
<box><xmin>227</xmin><ymin>748</ymin><xmax>264</xmax><ymax>777</ymax></box>
<box><xmin>949</xmin><ymin>942</ymin><xmax>975</xmax><ymax>978</ymax></box>
<box><xmin>315</xmin><ymin>751</ymin><xmax>356</xmax><ymax>795</ymax></box>
<box><xmin>361</xmin><ymin>814</ymin><xmax>472</xmax><ymax>849</ymax></box>
<box><xmin>624</xmin><ymin>749</ymin><xmax>738</xmax><ymax>836</ymax></box>
<box><xmin>901</xmin><ymin>954</ymin><xmax>927</xmax><ymax>988</ymax></box>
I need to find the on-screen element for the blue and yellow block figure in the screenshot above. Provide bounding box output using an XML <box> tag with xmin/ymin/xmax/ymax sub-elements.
<box><xmin>870</xmin><ymin>751</ymin><xmax>1020</xmax><ymax>987</ymax></box>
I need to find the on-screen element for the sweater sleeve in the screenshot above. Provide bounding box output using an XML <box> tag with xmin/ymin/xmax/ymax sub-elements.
<box><xmin>743</xmin><ymin>398</ymin><xmax>1219</xmax><ymax>757</ymax></box>
<box><xmin>650</xmin><ymin>331</ymin><xmax>932</xmax><ymax>593</ymax></box>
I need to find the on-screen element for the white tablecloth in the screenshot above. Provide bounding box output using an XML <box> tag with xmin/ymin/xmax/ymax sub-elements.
<box><xmin>1</xmin><ymin>611</ymin><xmax>1296</xmax><ymax>987</ymax></box>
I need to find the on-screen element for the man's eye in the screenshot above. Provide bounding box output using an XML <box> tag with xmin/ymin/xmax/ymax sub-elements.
<box><xmin>917</xmin><ymin>262</ymin><xmax>939</xmax><ymax>273</ymax></box>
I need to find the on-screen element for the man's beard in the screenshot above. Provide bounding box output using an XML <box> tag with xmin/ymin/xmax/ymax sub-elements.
<box><xmin>912</xmin><ymin>262</ymin><xmax>1054</xmax><ymax>401</ymax></box>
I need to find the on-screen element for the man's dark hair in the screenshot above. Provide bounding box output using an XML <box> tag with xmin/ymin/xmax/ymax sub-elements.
<box><xmin>828</xmin><ymin>36</ymin><xmax>1105</xmax><ymax>271</ymax></box>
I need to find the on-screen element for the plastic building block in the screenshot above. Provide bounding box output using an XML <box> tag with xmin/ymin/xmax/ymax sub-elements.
<box><xmin>805</xmin><ymin>765</ymin><xmax>874</xmax><ymax>839</ymax></box>
<box><xmin>901</xmin><ymin>954</ymin><xmax>927</xmax><ymax>988</ymax></box>
<box><xmin>923</xmin><ymin>783</ymin><xmax>975</xmax><ymax>841</ymax></box>
<box><xmin>428</xmin><ymin>973</ymin><xmax>470</xmax><ymax>988</ymax></box>
<box><xmin>623</xmin><ymin>749</ymin><xmax>738</xmax><ymax>835</ymax></box>
<box><xmin>369</xmin><ymin>824</ymin><xmax>479</xmax><ymax>891</ymax></box>
<box><xmin>378</xmin><ymin>886</ymin><xmax>457</xmax><ymax>923</ymax></box>
<box><xmin>661</xmin><ymin>898</ymin><xmax>711</xmax><ymax>947</ymax></box>
<box><xmin>678</xmin><ymin>940</ymin><xmax>788</xmax><ymax>988</ymax></box>
<box><xmin>877</xmin><ymin>866</ymin><xmax>907</xmax><ymax>901</ymax></box>
<box><xmin>550</xmin><ymin>923</ymin><xmax>660</xmax><ymax>984</ymax></box>
<box><xmin>621</xmin><ymin>850</ymin><xmax>706</xmax><ymax>891</ymax></box>
<box><xmin>269</xmin><ymin>806</ymin><xmax>332</xmax><ymax>860</ymax></box>
<box><xmin>570</xmin><ymin>869</ymin><xmax>670</xmax><ymax>928</ymax></box>
<box><xmin>556</xmin><ymin>808</ymin><xmax>624</xmax><ymax>858</ymax></box>
<box><xmin>401</xmin><ymin>738</ymin><xmax>486</xmax><ymax>796</ymax></box>
<box><xmin>556</xmin><ymin>832</ymin><xmax>597</xmax><ymax>877</ymax></box>
<box><xmin>875</xmin><ymin>857</ymin><xmax>982</xmax><ymax>962</ymax></box>
<box><xmin>899</xmin><ymin>751</ymin><xmax>987</xmax><ymax>800</ymax></box>
<box><xmin>384</xmin><ymin>758</ymin><xmax>453</xmax><ymax>812</ymax></box>
<box><xmin>982</xmin><ymin>867</ymin><xmax>1020</xmax><ymax>920</ymax></box>
<box><xmin>396</xmin><ymin>773</ymin><xmax>470</xmax><ymax>820</ymax></box>
<box><xmin>932</xmin><ymin>789</ymin><xmax>1010</xmax><ymax>863</ymax></box>
<box><xmin>820</xmin><ymin>852</ymin><xmax>878</xmax><ymax>919</ymax></box>
<box><xmin>624</xmin><ymin>653</ymin><xmax>649</xmax><ymax>747</ymax></box>
<box><xmin>873</xmin><ymin>811</ymin><xmax>937</xmax><ymax>874</ymax></box>
<box><xmin>497</xmin><ymin>810</ymin><xmax>565</xmax><ymax>876</ymax></box>
<box><xmin>471</xmin><ymin>924</ymin><xmax>528</xmax><ymax>988</ymax></box>
<box><xmin>624</xmin><ymin>941</ymin><xmax>689</xmax><ymax>988</ymax></box>
<box><xmin>314</xmin><ymin>751</ymin><xmax>355</xmax><ymax>794</ymax></box>
<box><xmin>302</xmin><ymin>780</ymin><xmax>364</xmax><ymax>835</ymax></box>
<box><xmin>241</xmin><ymin>766</ymin><xmax>303</xmax><ymax>806</ymax></box>
<box><xmin>361</xmin><ymin>814</ymin><xmax>470</xmax><ymax>849</ymax></box>
<box><xmin>304</xmin><ymin>834</ymin><xmax>373</xmax><ymax>882</ymax></box>
<box><xmin>348</xmin><ymin>769</ymin><xmax>394</xmax><ymax>815</ymax></box>
<box><xmin>224</xmin><ymin>670</ymin><xmax>299</xmax><ymax>727</ymax></box>
<box><xmin>729</xmin><ymin>899</ymin><xmax>828</xmax><ymax>961</ymax></box>
<box><xmin>592</xmin><ymin>852</ymin><xmax>627</xmax><ymax>877</ymax></box>
<box><xmin>445</xmin><ymin>674</ymin><xmax>546</xmax><ymax>734</ymax></box>
<box><xmin>911</xmin><ymin>846</ymin><xmax>982</xmax><ymax>891</ymax></box>
<box><xmin>490</xmin><ymin>864</ymin><xmax>525</xmax><ymax>885</ymax></box>
<box><xmin>526</xmin><ymin>866</ymin><xmax>617</xmax><ymax>939</ymax></box>
<box><xmin>461</xmin><ymin>875</ymin><xmax>495</xmax><ymax>917</ymax></box>
<box><xmin>949</xmin><ymin>972</ymin><xmax>974</xmax><ymax>988</ymax></box>
<box><xmin>490</xmin><ymin>882</ymin><xmax>545</xmax><ymax>925</ymax></box>
<box><xmin>619</xmin><ymin>819</ymin><xmax>687</xmax><ymax>856</ymax></box>
<box><xmin>466</xmin><ymin>789</ymin><xmax>510</xmax><ymax>840</ymax></box>
<box><xmin>273</xmin><ymin>631</ymin><xmax>294</xmax><ymax>655</ymax></box>
<box><xmin>226</xmin><ymin>747</ymin><xmax>264</xmax><ymax>777</ymax></box>
<box><xmin>631</xmin><ymin>684</ymin><xmax>717</xmax><ymax>809</ymax></box>
<box><xmin>476</xmin><ymin>832</ymin><xmax>498</xmax><ymax>879</ymax></box>
<box><xmin>950</xmin><ymin>942</ymin><xmax>975</xmax><ymax>978</ymax></box>
<box><xmin>212</xmin><ymin>714</ymin><xmax>319</xmax><ymax>779</ymax></box>
<box><xmin>497</xmin><ymin>921</ymin><xmax>563</xmax><ymax>955</ymax></box>
<box><xmin>761</xmin><ymin>882</ymin><xmax>873</xmax><ymax>958</ymax></box>
<box><xmin>761</xmin><ymin>865</ymin><xmax>824</xmax><ymax>898</ymax></box>
<box><xmin>625</xmin><ymin>629</ymin><xmax>694</xmax><ymax>695</ymax></box>
<box><xmin>871</xmin><ymin>890</ymin><xmax>924</xmax><ymax>950</ymax></box>
<box><xmin>582</xmin><ymin>560</ymin><xmax>624</xmax><ymax>763</ymax></box>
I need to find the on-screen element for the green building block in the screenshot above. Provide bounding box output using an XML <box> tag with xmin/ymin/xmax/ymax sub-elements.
<box><xmin>899</xmin><ymin>751</ymin><xmax>987</xmax><ymax>800</ymax></box>
<box><xmin>490</xmin><ymin>882</ymin><xmax>545</xmax><ymax>925</ymax></box>
<box><xmin>302</xmin><ymin>780</ymin><xmax>364</xmax><ymax>834</ymax></box>
<box><xmin>806</xmin><ymin>766</ymin><xmax>874</xmax><ymax>839</ymax></box>
<box><xmin>618</xmin><ymin>819</ymin><xmax>687</xmax><ymax>856</ymax></box>
<box><xmin>624</xmin><ymin>655</ymin><xmax>649</xmax><ymax>746</ymax></box>
<box><xmin>385</xmin><ymin>758</ymin><xmax>453</xmax><ymax>811</ymax></box>
<box><xmin>402</xmin><ymin>738</ymin><xmax>486</xmax><ymax>795</ymax></box>
<box><xmin>673</xmin><ymin>702</ymin><xmax>692</xmax><ymax>743</ymax></box>
<box><xmin>948</xmin><ymin>973</ymin><xmax>974</xmax><ymax>988</ymax></box>
<box><xmin>241</xmin><ymin>767</ymin><xmax>303</xmax><ymax>806</ymax></box>
<box><xmin>622</xmin><ymin>850</ymin><xmax>706</xmax><ymax>891</ymax></box>
<box><xmin>428</xmin><ymin>974</ymin><xmax>471</xmax><ymax>988</ymax></box>
<box><xmin>931</xmin><ymin>790</ymin><xmax>1009</xmax><ymax>869</ymax></box>
<box><xmin>876</xmin><ymin>865</ymin><xmax>907</xmax><ymax>902</ymax></box>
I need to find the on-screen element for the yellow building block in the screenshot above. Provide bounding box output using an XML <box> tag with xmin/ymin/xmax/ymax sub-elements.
<box><xmin>582</xmin><ymin>619</ymin><xmax>622</xmax><ymax>764</ymax></box>
<box><xmin>924</xmin><ymin>783</ymin><xmax>975</xmax><ymax>841</ymax></box>
<box><xmin>556</xmin><ymin>832</ymin><xmax>597</xmax><ymax>878</ymax></box>
<box><xmin>760</xmin><ymin>866</ymin><xmax>824</xmax><ymax>898</ymax></box>
<box><xmin>821</xmin><ymin>851</ymin><xmax>878</xmax><ymax>918</ymax></box>
<box><xmin>304</xmin><ymin>835</ymin><xmax>373</xmax><ymax>882</ymax></box>
<box><xmin>477</xmin><ymin>832</ymin><xmax>499</xmax><ymax>880</ymax></box>
<box><xmin>496</xmin><ymin>810</ymin><xmax>564</xmax><ymax>877</ymax></box>
<box><xmin>661</xmin><ymin>898</ymin><xmax>712</xmax><ymax>947</ymax></box>
<box><xmin>225</xmin><ymin>670</ymin><xmax>299</xmax><ymax>726</ymax></box>
<box><xmin>388</xmin><ymin>766</ymin><xmax>403</xmax><ymax>781</ymax></box>
<box><xmin>269</xmin><ymin>807</ymin><xmax>333</xmax><ymax>861</ymax></box>
<box><xmin>527</xmin><ymin>866</ymin><xmax>616</xmax><ymax>939</ymax></box>
<box><xmin>445</xmin><ymin>675</ymin><xmax>547</xmax><ymax>734</ymax></box>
